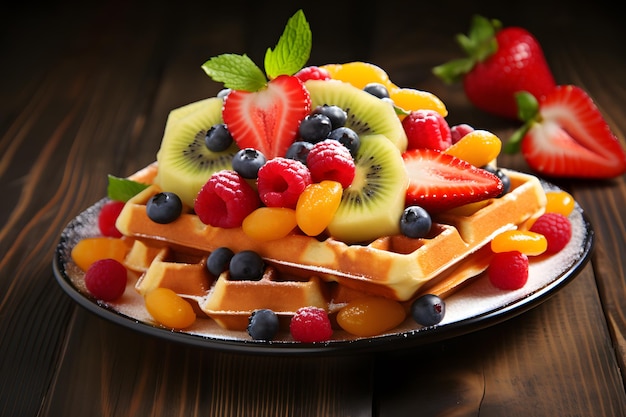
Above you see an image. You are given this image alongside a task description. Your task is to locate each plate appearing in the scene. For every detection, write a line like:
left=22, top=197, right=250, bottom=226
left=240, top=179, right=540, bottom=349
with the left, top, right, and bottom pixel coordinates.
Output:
left=53, top=179, right=594, bottom=355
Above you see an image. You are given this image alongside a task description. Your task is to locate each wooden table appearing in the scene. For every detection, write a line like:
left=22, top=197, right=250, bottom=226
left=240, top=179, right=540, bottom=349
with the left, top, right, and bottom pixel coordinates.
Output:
left=2, top=1, right=625, bottom=415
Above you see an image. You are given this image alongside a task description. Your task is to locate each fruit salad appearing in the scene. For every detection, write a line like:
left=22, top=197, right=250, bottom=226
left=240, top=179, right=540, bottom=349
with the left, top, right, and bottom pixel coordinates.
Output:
left=68, top=10, right=579, bottom=343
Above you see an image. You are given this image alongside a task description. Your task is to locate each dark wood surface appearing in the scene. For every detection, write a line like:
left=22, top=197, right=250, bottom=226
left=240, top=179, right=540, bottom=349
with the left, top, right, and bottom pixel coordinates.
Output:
left=2, top=1, right=625, bottom=416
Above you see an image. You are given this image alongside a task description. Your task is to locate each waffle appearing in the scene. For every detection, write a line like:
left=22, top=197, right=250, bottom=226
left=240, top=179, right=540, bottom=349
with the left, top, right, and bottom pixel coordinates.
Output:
left=118, top=163, right=547, bottom=301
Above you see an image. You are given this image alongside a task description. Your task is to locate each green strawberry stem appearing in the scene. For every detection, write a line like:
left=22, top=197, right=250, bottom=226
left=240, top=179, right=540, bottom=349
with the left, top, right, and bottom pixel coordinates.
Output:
left=503, top=91, right=540, bottom=154
left=432, top=15, right=502, bottom=84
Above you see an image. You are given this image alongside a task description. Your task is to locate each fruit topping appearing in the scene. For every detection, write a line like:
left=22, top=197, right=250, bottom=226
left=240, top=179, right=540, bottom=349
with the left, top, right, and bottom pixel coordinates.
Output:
left=294, top=65, right=331, bottom=83
left=363, top=82, right=390, bottom=99
left=295, top=180, right=343, bottom=236
left=326, top=134, right=408, bottom=243
left=228, top=250, right=265, bottom=281
left=326, top=127, right=360, bottom=157
left=247, top=309, right=280, bottom=341
left=320, top=61, right=395, bottom=91
left=285, top=141, right=314, bottom=164
left=144, top=287, right=196, bottom=330
left=529, top=213, right=572, bottom=254
left=400, top=206, right=432, bottom=238
left=256, top=157, right=312, bottom=208
left=194, top=170, right=261, bottom=228
left=298, top=113, right=333, bottom=142
left=206, top=247, right=235, bottom=277
left=491, top=230, right=547, bottom=256
left=336, top=296, right=406, bottom=337
left=444, top=129, right=501, bottom=167
left=289, top=306, right=333, bottom=343
left=146, top=192, right=183, bottom=224
left=545, top=190, right=575, bottom=216
left=311, top=104, right=348, bottom=130
left=231, top=148, right=267, bottom=179
left=506, top=86, right=626, bottom=179
left=402, top=109, right=452, bottom=151
left=306, top=139, right=355, bottom=188
left=98, top=200, right=125, bottom=238
left=84, top=258, right=128, bottom=301
left=410, top=294, right=445, bottom=326
left=242, top=207, right=297, bottom=241
left=433, top=15, right=556, bottom=119
left=482, top=165, right=511, bottom=197
left=488, top=251, right=529, bottom=290
left=205, top=123, right=234, bottom=152
left=450, top=123, right=474, bottom=144
left=403, top=148, right=503, bottom=213
left=71, top=237, right=129, bottom=272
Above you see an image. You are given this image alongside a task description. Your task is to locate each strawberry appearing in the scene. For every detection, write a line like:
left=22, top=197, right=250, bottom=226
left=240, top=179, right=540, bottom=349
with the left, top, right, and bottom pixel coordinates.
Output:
left=223, top=75, right=311, bottom=159
left=505, top=86, right=626, bottom=178
left=433, top=16, right=555, bottom=119
left=403, top=148, right=503, bottom=213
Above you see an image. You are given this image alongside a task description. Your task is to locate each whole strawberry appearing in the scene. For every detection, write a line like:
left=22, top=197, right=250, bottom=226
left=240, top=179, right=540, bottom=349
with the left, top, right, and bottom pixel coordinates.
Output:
left=433, top=16, right=556, bottom=119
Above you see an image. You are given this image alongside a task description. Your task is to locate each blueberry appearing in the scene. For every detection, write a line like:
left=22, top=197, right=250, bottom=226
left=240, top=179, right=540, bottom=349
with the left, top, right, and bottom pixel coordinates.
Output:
left=312, top=105, right=347, bottom=130
left=205, top=123, right=233, bottom=152
left=285, top=141, right=314, bottom=164
left=363, top=82, right=390, bottom=99
left=247, top=309, right=280, bottom=341
left=400, top=206, right=432, bottom=238
left=327, top=127, right=360, bottom=157
left=298, top=113, right=332, bottom=142
left=146, top=192, right=183, bottom=224
left=411, top=294, right=445, bottom=326
left=206, top=247, right=235, bottom=277
left=232, top=148, right=267, bottom=179
left=483, top=165, right=511, bottom=197
left=229, top=250, right=265, bottom=281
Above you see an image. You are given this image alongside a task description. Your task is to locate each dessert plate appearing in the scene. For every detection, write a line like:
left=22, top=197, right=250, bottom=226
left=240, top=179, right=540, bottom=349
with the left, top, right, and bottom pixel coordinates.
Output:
left=53, top=178, right=593, bottom=355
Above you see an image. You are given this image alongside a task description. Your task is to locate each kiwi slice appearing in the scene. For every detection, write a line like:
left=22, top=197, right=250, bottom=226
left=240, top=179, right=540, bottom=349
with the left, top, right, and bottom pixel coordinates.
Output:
left=155, top=97, right=237, bottom=207
left=305, top=79, right=408, bottom=151
left=327, top=134, right=408, bottom=244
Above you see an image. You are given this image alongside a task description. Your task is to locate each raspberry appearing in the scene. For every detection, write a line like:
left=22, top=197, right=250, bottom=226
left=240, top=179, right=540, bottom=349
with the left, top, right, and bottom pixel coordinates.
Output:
left=84, top=258, right=128, bottom=301
left=289, top=306, right=333, bottom=343
left=450, top=123, right=475, bottom=144
left=257, top=158, right=312, bottom=209
left=294, top=66, right=331, bottom=83
left=529, top=213, right=572, bottom=254
left=98, top=200, right=125, bottom=238
left=194, top=170, right=261, bottom=228
left=488, top=251, right=529, bottom=290
left=402, top=109, right=452, bottom=151
left=306, top=139, right=355, bottom=188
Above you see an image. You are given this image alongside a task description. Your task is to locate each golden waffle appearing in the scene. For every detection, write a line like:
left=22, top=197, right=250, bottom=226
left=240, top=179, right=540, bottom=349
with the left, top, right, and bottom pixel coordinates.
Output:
left=118, top=164, right=546, bottom=301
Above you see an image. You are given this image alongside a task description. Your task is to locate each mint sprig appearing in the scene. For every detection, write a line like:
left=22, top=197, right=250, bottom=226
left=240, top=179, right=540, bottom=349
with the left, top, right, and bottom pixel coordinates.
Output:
left=201, top=9, right=312, bottom=92
left=107, top=175, right=149, bottom=202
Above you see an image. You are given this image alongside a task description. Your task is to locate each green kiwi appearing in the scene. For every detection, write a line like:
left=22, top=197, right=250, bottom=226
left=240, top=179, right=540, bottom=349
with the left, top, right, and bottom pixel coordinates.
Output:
left=305, top=80, right=408, bottom=151
left=155, top=97, right=236, bottom=207
left=326, top=134, right=408, bottom=244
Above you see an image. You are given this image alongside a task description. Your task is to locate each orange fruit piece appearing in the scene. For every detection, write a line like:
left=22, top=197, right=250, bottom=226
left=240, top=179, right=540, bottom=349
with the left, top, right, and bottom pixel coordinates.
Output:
left=296, top=180, right=343, bottom=236
left=320, top=62, right=397, bottom=91
left=545, top=190, right=575, bottom=216
left=444, top=129, right=502, bottom=167
left=491, top=230, right=548, bottom=256
left=242, top=207, right=297, bottom=241
left=390, top=88, right=448, bottom=118
left=337, top=296, right=406, bottom=337
left=144, top=288, right=196, bottom=330
left=71, top=237, right=130, bottom=271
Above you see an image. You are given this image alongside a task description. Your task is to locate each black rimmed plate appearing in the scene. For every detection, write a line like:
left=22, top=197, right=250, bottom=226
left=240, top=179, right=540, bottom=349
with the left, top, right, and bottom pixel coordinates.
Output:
left=53, top=179, right=594, bottom=355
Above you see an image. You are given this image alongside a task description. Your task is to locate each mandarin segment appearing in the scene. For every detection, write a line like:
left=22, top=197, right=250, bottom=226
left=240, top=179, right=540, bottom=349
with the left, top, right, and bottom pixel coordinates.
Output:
left=70, top=237, right=130, bottom=272
left=545, top=190, right=575, bottom=216
left=296, top=180, right=343, bottom=236
left=320, top=61, right=397, bottom=91
left=491, top=230, right=547, bottom=256
left=337, top=296, right=406, bottom=337
left=444, top=129, right=502, bottom=167
left=390, top=87, right=448, bottom=118
left=145, top=287, right=196, bottom=329
left=242, top=207, right=298, bottom=241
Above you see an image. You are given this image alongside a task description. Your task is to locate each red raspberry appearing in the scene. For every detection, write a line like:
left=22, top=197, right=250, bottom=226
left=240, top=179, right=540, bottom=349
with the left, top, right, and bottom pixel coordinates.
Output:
left=98, top=200, right=125, bottom=238
left=257, top=157, right=312, bottom=209
left=294, top=66, right=331, bottom=83
left=488, top=251, right=529, bottom=290
left=402, top=109, right=452, bottom=151
left=84, top=258, right=128, bottom=301
left=289, top=306, right=333, bottom=343
left=450, top=123, right=475, bottom=144
left=194, top=170, right=261, bottom=228
left=306, top=139, right=355, bottom=188
left=529, top=213, right=572, bottom=254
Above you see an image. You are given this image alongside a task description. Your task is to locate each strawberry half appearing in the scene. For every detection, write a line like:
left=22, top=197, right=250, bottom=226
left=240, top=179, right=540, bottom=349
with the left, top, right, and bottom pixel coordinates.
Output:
left=223, top=75, right=311, bottom=159
left=403, top=148, right=503, bottom=213
left=506, top=85, right=626, bottom=178
left=433, top=16, right=555, bottom=119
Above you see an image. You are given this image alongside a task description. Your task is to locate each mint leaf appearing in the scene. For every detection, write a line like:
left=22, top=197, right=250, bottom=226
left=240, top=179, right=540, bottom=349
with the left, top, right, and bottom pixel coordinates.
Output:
left=202, top=53, right=267, bottom=91
left=107, top=175, right=149, bottom=202
left=264, top=9, right=311, bottom=79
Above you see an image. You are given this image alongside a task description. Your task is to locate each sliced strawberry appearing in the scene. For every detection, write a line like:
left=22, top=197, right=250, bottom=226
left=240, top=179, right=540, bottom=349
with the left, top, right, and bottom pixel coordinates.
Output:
left=403, top=148, right=503, bottom=213
left=517, top=85, right=626, bottom=178
left=223, top=75, right=311, bottom=159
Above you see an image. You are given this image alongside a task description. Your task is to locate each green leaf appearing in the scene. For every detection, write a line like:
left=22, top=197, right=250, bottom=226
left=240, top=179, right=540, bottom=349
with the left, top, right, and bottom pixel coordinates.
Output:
left=107, top=175, right=149, bottom=202
left=264, top=9, right=312, bottom=78
left=432, top=58, right=475, bottom=84
left=201, top=54, right=267, bottom=92
left=515, top=91, right=539, bottom=121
